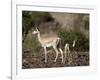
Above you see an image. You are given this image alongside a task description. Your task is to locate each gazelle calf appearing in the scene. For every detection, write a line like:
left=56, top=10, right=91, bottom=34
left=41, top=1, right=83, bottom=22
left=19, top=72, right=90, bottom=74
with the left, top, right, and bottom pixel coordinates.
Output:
left=64, top=40, right=76, bottom=64
left=64, top=40, right=76, bottom=57
left=32, top=28, right=64, bottom=63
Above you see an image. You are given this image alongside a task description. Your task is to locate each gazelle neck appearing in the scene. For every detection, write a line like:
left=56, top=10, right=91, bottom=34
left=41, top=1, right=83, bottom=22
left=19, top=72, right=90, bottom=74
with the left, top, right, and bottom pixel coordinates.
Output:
left=37, top=31, right=42, bottom=44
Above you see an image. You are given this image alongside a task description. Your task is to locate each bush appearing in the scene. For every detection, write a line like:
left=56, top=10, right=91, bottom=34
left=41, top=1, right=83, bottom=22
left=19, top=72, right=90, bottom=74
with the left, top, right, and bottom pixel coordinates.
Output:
left=59, top=30, right=89, bottom=51
left=23, top=32, right=42, bottom=53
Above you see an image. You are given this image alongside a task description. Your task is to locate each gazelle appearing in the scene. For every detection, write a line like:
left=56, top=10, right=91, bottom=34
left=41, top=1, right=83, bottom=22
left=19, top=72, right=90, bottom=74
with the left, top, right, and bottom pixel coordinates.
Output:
left=64, top=40, right=76, bottom=57
left=32, top=28, right=64, bottom=63
left=64, top=40, right=76, bottom=64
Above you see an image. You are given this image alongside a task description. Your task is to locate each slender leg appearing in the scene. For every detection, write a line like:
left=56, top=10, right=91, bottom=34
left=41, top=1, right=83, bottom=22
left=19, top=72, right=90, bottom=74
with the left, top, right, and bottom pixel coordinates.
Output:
left=53, top=46, right=59, bottom=62
left=64, top=46, right=67, bottom=58
left=44, top=47, right=47, bottom=63
left=67, top=47, right=70, bottom=57
left=64, top=44, right=69, bottom=58
left=59, top=48, right=64, bottom=63
left=67, top=47, right=72, bottom=65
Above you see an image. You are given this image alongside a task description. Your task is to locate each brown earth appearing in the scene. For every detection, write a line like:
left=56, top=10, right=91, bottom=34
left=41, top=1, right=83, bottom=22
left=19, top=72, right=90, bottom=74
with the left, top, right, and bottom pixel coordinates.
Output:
left=22, top=50, right=89, bottom=69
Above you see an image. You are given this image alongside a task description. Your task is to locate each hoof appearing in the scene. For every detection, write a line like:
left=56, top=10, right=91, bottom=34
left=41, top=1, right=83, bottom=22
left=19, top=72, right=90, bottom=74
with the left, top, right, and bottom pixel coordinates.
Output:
left=45, top=61, right=47, bottom=63
left=54, top=60, right=56, bottom=62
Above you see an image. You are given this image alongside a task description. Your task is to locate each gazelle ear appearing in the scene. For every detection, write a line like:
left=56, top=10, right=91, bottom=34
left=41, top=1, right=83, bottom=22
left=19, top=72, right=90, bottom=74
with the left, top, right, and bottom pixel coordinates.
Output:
left=36, top=27, right=39, bottom=31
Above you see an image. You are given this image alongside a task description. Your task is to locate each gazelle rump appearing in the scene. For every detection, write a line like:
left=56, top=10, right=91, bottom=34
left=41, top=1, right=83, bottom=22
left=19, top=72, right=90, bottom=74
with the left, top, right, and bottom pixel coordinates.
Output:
left=32, top=28, right=64, bottom=63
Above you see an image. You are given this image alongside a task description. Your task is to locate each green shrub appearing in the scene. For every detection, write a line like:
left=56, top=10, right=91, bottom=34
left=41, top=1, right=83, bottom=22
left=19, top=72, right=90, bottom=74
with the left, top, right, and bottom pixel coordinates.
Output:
left=59, top=30, right=89, bottom=51
left=23, top=32, right=42, bottom=53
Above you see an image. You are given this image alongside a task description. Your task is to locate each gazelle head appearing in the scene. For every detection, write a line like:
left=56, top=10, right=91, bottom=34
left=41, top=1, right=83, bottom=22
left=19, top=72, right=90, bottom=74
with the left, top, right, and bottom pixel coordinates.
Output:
left=32, top=27, right=39, bottom=35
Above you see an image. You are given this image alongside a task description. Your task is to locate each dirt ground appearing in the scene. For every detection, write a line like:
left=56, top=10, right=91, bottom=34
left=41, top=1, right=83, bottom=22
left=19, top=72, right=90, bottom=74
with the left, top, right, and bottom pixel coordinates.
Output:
left=22, top=49, right=89, bottom=69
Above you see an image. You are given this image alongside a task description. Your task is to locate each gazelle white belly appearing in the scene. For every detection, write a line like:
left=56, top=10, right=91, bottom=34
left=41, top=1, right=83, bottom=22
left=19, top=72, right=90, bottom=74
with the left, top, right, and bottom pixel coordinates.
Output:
left=46, top=43, right=52, bottom=47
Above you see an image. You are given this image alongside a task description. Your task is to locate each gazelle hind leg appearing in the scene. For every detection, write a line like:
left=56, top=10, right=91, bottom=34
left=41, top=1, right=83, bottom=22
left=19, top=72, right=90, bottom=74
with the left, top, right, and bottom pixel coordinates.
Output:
left=64, top=43, right=69, bottom=58
left=59, top=48, right=64, bottom=63
left=53, top=46, right=59, bottom=62
left=67, top=46, right=70, bottom=57
left=64, top=47, right=67, bottom=58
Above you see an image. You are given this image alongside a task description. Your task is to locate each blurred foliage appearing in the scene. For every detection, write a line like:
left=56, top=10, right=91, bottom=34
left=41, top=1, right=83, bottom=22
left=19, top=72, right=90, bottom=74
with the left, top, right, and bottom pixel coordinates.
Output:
left=74, top=14, right=89, bottom=31
left=23, top=32, right=42, bottom=53
left=22, top=11, right=54, bottom=42
left=59, top=30, right=89, bottom=51
left=22, top=11, right=89, bottom=52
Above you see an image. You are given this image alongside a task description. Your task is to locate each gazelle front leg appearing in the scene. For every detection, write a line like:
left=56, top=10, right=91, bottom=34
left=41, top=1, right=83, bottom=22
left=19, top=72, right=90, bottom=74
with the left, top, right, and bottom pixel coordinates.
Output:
left=44, top=47, right=47, bottom=63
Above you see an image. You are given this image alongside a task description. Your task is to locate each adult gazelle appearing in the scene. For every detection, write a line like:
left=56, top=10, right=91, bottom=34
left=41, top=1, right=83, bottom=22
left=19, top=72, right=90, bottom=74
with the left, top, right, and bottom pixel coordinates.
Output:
left=32, top=28, right=63, bottom=63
